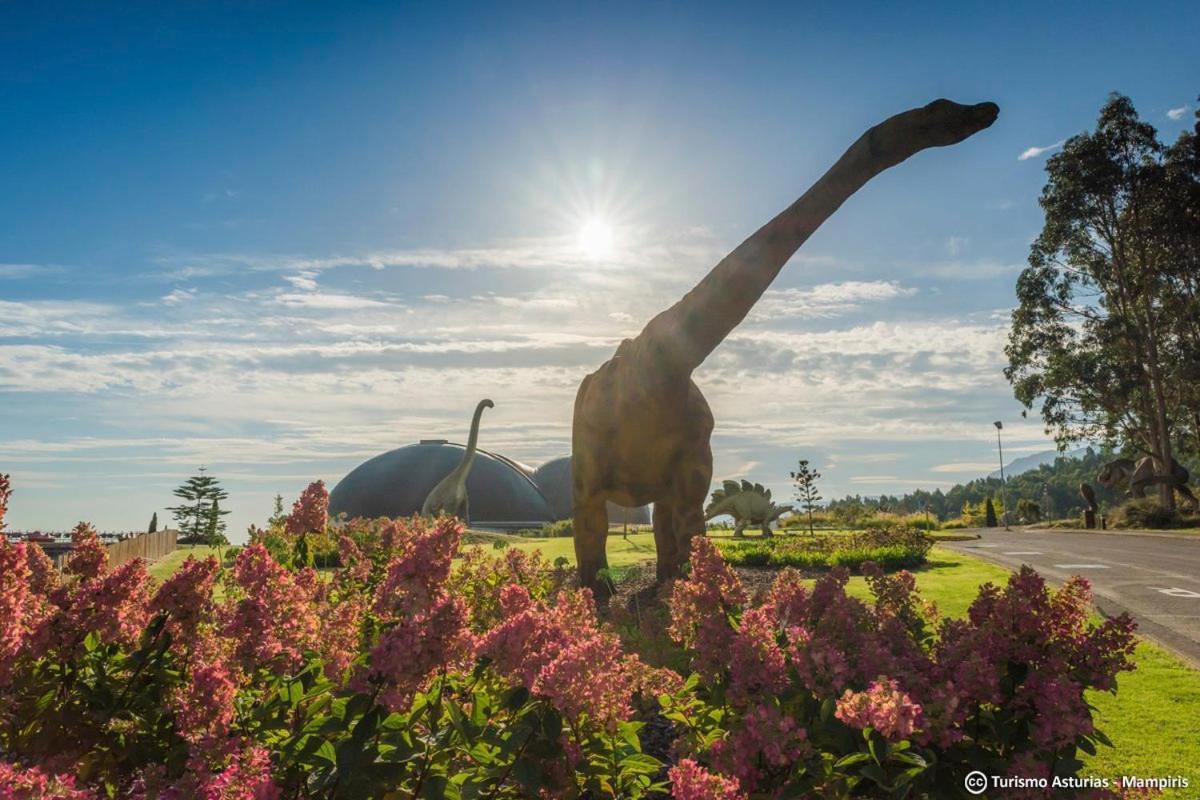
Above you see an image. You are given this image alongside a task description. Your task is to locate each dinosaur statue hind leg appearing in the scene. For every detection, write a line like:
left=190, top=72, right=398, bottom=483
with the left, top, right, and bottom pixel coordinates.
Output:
left=659, top=437, right=712, bottom=580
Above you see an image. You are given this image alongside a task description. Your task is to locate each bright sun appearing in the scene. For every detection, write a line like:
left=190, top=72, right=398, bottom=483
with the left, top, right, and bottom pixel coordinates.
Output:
left=577, top=218, right=615, bottom=260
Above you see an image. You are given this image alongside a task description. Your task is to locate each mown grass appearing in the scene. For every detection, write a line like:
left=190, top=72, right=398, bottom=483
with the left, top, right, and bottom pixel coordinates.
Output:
left=147, top=544, right=225, bottom=582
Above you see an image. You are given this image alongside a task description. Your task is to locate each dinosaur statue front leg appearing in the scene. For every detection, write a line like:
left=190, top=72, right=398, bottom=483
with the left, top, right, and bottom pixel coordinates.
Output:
left=574, top=493, right=611, bottom=594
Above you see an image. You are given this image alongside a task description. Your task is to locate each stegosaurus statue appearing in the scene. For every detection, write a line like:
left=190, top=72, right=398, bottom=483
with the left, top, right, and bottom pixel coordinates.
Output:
left=705, top=479, right=793, bottom=538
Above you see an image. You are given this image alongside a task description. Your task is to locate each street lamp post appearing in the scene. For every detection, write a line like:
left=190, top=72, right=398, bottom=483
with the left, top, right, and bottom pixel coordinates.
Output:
left=993, top=420, right=1010, bottom=530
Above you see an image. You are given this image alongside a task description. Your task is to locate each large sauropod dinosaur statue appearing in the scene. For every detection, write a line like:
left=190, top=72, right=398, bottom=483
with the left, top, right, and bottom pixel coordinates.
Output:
left=421, top=399, right=494, bottom=523
left=571, top=99, right=999, bottom=590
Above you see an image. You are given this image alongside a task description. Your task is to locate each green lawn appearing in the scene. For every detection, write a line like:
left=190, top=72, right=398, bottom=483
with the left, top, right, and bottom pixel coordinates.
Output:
left=147, top=544, right=225, bottom=582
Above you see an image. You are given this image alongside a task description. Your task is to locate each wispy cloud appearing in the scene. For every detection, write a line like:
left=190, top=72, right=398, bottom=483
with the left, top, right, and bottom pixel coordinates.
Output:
left=1018, top=139, right=1066, bottom=161
left=0, top=263, right=59, bottom=279
left=1167, top=105, right=1189, bottom=121
left=751, top=281, right=916, bottom=321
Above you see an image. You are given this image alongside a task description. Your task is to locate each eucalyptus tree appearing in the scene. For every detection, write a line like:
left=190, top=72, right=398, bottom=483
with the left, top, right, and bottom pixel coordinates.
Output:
left=1006, top=93, right=1199, bottom=508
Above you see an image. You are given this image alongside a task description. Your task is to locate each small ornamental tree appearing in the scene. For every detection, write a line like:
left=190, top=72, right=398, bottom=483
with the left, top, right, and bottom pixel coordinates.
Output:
left=269, top=494, right=286, bottom=527
left=790, top=459, right=822, bottom=534
left=168, top=468, right=230, bottom=545
left=985, top=496, right=999, bottom=527
left=0, top=472, right=10, bottom=531
left=147, top=512, right=158, bottom=534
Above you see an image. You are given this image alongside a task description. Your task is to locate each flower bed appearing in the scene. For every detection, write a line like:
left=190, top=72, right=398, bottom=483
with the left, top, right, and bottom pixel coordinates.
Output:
left=0, top=476, right=1142, bottom=798
left=713, top=528, right=933, bottom=572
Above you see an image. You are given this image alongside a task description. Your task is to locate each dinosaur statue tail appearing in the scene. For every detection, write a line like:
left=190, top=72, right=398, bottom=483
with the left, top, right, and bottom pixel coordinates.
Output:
left=457, top=398, right=494, bottom=475
left=636, top=99, right=998, bottom=373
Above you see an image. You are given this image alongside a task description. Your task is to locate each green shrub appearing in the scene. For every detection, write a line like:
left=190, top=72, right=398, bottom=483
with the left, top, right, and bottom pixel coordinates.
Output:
left=712, top=529, right=932, bottom=572
left=1110, top=497, right=1183, bottom=529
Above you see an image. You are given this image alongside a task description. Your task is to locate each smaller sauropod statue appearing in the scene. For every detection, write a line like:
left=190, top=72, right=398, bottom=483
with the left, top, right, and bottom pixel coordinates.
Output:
left=421, top=399, right=494, bottom=523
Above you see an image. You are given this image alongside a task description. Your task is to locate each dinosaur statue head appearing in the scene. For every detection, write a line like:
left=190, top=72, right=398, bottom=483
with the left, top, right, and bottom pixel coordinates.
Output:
left=868, top=99, right=1000, bottom=168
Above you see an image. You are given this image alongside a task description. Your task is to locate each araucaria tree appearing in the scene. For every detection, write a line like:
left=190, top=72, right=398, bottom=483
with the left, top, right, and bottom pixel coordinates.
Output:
left=790, top=459, right=822, bottom=534
left=1006, top=92, right=1200, bottom=510
left=168, top=468, right=230, bottom=545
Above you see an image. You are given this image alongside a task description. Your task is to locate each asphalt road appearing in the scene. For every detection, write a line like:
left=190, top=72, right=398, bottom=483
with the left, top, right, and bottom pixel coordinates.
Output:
left=941, top=528, right=1200, bottom=666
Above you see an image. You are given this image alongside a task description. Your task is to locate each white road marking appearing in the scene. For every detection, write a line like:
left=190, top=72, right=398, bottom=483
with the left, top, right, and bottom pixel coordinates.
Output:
left=1004, top=551, right=1043, bottom=555
left=1149, top=587, right=1200, bottom=599
left=1054, top=563, right=1109, bottom=569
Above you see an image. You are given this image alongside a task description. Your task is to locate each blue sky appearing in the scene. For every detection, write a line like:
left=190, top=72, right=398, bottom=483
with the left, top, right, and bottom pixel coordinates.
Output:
left=2, top=1, right=1197, bottom=536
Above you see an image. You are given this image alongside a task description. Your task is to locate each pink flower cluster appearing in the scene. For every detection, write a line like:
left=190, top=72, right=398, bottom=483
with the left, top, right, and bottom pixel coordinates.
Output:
left=284, top=480, right=328, bottom=537
left=0, top=759, right=98, bottom=800
left=479, top=584, right=672, bottom=730
left=668, top=537, right=1139, bottom=794
left=150, top=555, right=219, bottom=650
left=668, top=758, right=747, bottom=800
left=835, top=678, right=924, bottom=741
left=222, top=544, right=321, bottom=675
left=359, top=517, right=471, bottom=709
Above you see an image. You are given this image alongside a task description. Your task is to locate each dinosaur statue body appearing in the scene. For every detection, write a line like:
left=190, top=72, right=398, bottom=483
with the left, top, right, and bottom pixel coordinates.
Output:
left=1097, top=456, right=1197, bottom=507
left=705, top=479, right=792, bottom=538
left=421, top=399, right=494, bottom=523
left=571, top=99, right=998, bottom=589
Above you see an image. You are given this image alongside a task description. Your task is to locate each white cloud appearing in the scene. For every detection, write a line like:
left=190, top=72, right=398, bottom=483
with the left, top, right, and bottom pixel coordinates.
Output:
left=750, top=281, right=916, bottom=321
left=162, top=288, right=196, bottom=306
left=284, top=271, right=319, bottom=290
left=918, top=260, right=1021, bottom=281
left=1018, top=140, right=1066, bottom=161
left=1167, top=105, right=1189, bottom=121
left=945, top=236, right=968, bottom=256
left=930, top=461, right=1001, bottom=473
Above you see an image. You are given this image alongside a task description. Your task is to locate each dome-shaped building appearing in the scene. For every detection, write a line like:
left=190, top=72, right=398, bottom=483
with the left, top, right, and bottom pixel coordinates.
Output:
left=329, top=445, right=651, bottom=530
left=329, top=440, right=554, bottom=529
left=531, top=456, right=651, bottom=526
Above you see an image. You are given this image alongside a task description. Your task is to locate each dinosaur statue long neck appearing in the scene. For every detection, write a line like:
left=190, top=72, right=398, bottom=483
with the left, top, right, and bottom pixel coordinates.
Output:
left=449, top=399, right=493, bottom=485
left=637, top=99, right=998, bottom=373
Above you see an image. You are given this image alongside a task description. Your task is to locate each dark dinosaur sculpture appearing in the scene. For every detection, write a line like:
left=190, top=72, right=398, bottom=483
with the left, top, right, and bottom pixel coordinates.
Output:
left=1097, top=456, right=1198, bottom=508
left=570, top=99, right=999, bottom=590
left=421, top=399, right=493, bottom=523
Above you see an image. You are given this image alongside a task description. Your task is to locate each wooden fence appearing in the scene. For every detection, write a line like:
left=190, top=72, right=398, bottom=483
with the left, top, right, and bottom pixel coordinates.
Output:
left=47, top=529, right=178, bottom=570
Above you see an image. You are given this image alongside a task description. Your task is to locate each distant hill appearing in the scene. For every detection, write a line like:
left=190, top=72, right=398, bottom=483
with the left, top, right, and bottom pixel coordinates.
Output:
left=989, top=447, right=1089, bottom=480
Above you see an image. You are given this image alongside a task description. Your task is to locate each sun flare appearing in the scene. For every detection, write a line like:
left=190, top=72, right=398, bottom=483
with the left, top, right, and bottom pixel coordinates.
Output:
left=577, top=217, right=615, bottom=260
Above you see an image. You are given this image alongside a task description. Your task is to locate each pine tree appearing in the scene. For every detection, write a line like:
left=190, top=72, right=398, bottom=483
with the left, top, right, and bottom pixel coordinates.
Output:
left=148, top=512, right=158, bottom=533
left=790, top=459, right=823, bottom=535
left=168, top=468, right=230, bottom=545
left=985, top=497, right=998, bottom=528
left=269, top=494, right=286, bottom=527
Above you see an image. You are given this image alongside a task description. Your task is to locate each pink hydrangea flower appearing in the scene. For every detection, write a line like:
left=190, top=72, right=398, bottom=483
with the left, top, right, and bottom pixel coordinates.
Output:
left=669, top=537, right=747, bottom=681
left=285, top=481, right=328, bottom=537
left=0, top=759, right=98, bottom=799
left=835, top=678, right=923, bottom=741
left=222, top=544, right=320, bottom=674
left=373, top=516, right=462, bottom=618
left=0, top=542, right=32, bottom=685
left=478, top=585, right=666, bottom=731
left=668, top=759, right=747, bottom=800
left=151, top=555, right=219, bottom=649
left=364, top=594, right=470, bottom=711
left=67, top=523, right=107, bottom=580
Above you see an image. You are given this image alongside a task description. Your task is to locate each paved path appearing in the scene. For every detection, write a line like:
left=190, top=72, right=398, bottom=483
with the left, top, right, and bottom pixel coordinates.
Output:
left=941, top=528, right=1200, bottom=667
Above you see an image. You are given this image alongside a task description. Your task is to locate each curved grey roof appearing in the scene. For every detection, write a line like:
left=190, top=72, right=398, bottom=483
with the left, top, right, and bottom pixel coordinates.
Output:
left=532, top=456, right=651, bottom=526
left=329, top=441, right=554, bottom=528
